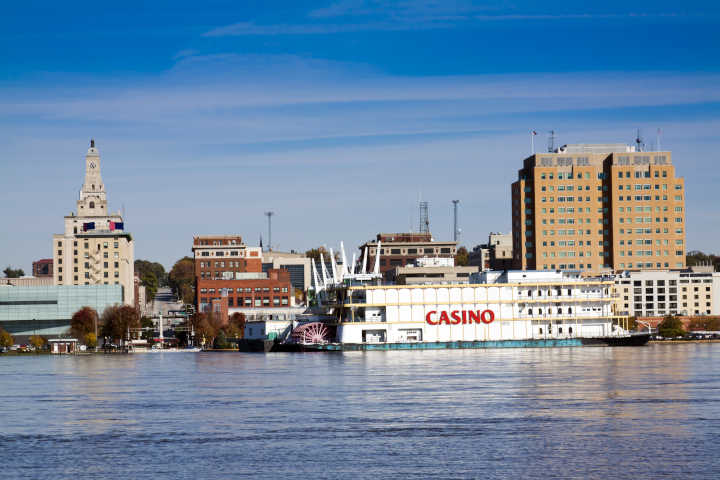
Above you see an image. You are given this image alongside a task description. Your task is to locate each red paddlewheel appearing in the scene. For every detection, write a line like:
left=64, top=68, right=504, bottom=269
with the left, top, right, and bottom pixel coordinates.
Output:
left=291, top=322, right=330, bottom=344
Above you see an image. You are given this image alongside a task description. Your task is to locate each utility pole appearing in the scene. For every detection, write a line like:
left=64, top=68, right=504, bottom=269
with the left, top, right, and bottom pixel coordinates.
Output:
left=452, top=200, right=460, bottom=242
left=264, top=211, right=274, bottom=252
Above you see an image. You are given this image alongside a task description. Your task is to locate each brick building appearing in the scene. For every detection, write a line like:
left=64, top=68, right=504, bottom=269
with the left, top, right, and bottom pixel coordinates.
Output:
left=192, top=235, right=294, bottom=316
left=359, top=233, right=457, bottom=278
left=32, top=259, right=53, bottom=277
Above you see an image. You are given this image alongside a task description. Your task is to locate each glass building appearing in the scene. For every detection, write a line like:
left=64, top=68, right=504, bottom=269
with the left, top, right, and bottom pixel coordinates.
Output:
left=0, top=284, right=123, bottom=336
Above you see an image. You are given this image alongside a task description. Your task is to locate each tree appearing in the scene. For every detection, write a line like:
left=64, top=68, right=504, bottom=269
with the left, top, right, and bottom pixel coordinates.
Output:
left=305, top=247, right=338, bottom=263
left=140, top=316, right=154, bottom=341
left=100, top=305, right=140, bottom=343
left=0, top=327, right=13, bottom=348
left=658, top=315, right=686, bottom=338
left=134, top=259, right=168, bottom=287
left=455, top=246, right=469, bottom=266
left=686, top=251, right=720, bottom=272
left=29, top=335, right=46, bottom=351
left=3, top=266, right=25, bottom=278
left=226, top=312, right=246, bottom=339
left=169, top=256, right=195, bottom=304
left=84, top=332, right=97, bottom=349
left=141, top=271, right=159, bottom=303
left=70, top=307, right=99, bottom=340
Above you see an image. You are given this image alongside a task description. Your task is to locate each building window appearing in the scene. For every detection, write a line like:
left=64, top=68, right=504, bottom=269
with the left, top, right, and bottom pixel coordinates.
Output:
left=114, top=272, right=119, bottom=278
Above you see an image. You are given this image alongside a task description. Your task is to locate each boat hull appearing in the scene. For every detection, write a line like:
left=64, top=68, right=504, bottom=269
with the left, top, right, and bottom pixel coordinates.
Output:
left=292, top=334, right=650, bottom=351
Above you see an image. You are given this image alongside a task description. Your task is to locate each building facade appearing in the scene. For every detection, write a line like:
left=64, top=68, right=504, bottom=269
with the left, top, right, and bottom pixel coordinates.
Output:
left=512, top=144, right=686, bottom=273
left=390, top=257, right=479, bottom=285
left=192, top=235, right=295, bottom=315
left=469, top=232, right=513, bottom=271
left=611, top=267, right=720, bottom=318
left=0, top=284, right=122, bottom=337
left=360, top=233, right=457, bottom=277
left=52, top=141, right=134, bottom=305
left=32, top=259, right=53, bottom=277
left=261, top=251, right=311, bottom=293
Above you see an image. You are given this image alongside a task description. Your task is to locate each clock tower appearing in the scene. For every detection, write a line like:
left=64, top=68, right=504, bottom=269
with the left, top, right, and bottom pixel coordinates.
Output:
left=78, top=139, right=107, bottom=216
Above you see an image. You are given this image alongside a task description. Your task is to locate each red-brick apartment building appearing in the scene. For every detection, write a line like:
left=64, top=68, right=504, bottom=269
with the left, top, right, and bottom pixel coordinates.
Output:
left=192, top=236, right=294, bottom=319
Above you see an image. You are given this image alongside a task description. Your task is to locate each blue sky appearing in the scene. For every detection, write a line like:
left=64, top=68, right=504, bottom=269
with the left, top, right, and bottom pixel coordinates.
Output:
left=2, top=0, right=720, bottom=271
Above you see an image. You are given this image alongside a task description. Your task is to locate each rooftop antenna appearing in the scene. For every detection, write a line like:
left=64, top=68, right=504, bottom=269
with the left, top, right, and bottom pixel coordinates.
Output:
left=635, top=129, right=643, bottom=152
left=548, top=130, right=556, bottom=153
left=419, top=201, right=430, bottom=234
left=264, top=211, right=274, bottom=251
left=452, top=200, right=460, bottom=242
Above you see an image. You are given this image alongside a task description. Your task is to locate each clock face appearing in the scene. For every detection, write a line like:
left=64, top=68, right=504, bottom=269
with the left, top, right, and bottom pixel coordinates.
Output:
left=89, top=161, right=96, bottom=169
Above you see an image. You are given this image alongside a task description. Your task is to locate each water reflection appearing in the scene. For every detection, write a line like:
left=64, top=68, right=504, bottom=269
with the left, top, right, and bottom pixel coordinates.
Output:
left=0, top=344, right=718, bottom=479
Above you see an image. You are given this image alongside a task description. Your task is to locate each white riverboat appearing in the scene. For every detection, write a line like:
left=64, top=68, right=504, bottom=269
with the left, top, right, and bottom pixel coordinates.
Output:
left=283, top=243, right=648, bottom=351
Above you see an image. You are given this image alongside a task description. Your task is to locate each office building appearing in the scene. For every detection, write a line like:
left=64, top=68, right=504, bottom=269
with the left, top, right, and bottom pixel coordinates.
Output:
left=52, top=141, right=135, bottom=305
left=359, top=233, right=457, bottom=278
left=512, top=143, right=685, bottom=273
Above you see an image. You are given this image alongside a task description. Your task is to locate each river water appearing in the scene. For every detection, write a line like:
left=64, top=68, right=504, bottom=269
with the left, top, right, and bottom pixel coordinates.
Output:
left=1, top=344, right=719, bottom=479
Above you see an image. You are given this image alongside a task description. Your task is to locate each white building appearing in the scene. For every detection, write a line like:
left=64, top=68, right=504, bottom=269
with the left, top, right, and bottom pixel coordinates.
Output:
left=611, top=266, right=720, bottom=317
left=52, top=141, right=134, bottom=305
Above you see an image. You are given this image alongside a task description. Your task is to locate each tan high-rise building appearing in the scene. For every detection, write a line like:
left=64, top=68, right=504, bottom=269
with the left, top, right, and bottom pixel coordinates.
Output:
left=53, top=141, right=135, bottom=305
left=511, top=144, right=686, bottom=273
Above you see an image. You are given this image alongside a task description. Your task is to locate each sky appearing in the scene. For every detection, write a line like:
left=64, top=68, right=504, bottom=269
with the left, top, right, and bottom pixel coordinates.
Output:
left=1, top=0, right=720, bottom=272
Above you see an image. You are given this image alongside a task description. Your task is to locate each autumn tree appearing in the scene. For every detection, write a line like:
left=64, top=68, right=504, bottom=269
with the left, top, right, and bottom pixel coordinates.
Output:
left=84, top=333, right=97, bottom=349
left=100, top=305, right=140, bottom=343
left=169, top=256, right=195, bottom=304
left=3, top=266, right=24, bottom=278
left=70, top=307, right=99, bottom=340
left=29, top=335, right=46, bottom=351
left=455, top=246, right=469, bottom=266
left=0, top=327, right=13, bottom=348
left=226, top=312, right=246, bottom=339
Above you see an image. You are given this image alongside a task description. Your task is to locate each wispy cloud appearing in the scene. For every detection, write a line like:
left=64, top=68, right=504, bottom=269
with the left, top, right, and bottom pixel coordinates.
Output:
left=204, top=11, right=691, bottom=36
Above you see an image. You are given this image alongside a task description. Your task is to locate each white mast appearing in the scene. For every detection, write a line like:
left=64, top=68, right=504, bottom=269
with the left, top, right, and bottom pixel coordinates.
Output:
left=340, top=241, right=349, bottom=276
left=362, top=246, right=368, bottom=274
left=373, top=241, right=382, bottom=275
left=350, top=253, right=356, bottom=275
left=330, top=248, right=339, bottom=283
left=320, top=252, right=329, bottom=288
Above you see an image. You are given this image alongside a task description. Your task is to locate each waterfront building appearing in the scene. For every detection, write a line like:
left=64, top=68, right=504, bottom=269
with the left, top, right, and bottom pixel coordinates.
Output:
left=192, top=235, right=295, bottom=317
left=261, top=251, right=311, bottom=293
left=32, top=259, right=53, bottom=277
left=52, top=141, right=135, bottom=305
left=359, top=233, right=457, bottom=278
left=0, top=284, right=122, bottom=338
left=611, top=266, right=720, bottom=317
left=511, top=143, right=686, bottom=273
left=468, top=232, right=513, bottom=271
left=390, top=257, right=479, bottom=285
